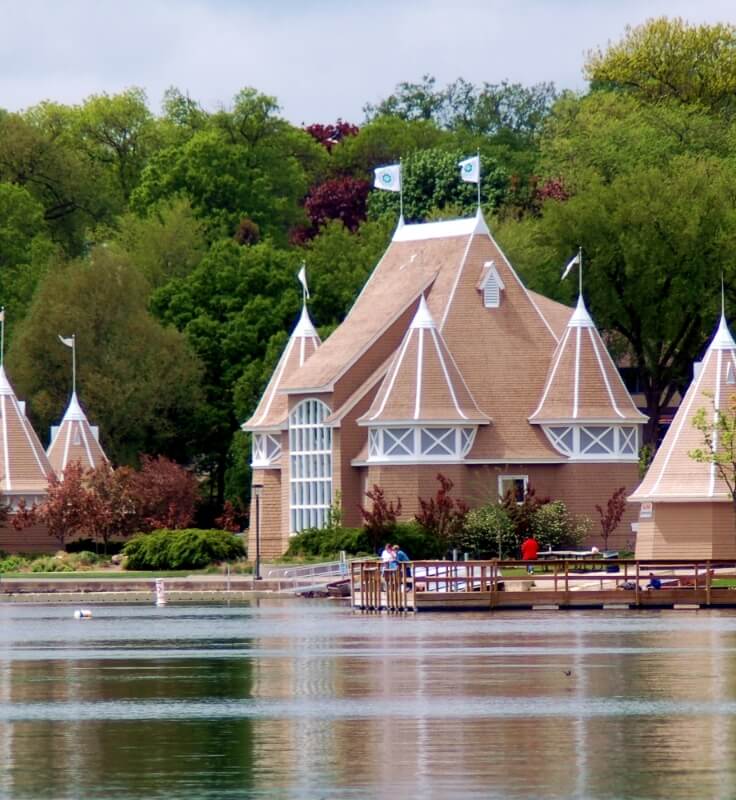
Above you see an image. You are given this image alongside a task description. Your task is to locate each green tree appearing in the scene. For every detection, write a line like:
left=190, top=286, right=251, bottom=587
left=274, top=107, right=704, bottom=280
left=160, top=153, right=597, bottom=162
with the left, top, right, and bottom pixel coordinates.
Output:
left=586, top=17, right=736, bottom=115
left=691, top=393, right=736, bottom=521
left=7, top=246, right=204, bottom=465
left=152, top=239, right=302, bottom=503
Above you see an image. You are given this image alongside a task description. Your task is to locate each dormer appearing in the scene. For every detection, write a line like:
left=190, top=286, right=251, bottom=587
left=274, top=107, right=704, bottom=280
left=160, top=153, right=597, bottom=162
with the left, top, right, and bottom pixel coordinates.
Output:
left=477, top=260, right=505, bottom=309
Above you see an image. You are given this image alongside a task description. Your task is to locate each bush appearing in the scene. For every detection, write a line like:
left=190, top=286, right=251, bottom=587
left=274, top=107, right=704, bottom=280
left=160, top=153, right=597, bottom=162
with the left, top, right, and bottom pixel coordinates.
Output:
left=123, top=529, right=245, bottom=570
left=0, top=554, right=30, bottom=573
left=460, top=505, right=517, bottom=558
left=285, top=526, right=372, bottom=558
left=389, top=521, right=446, bottom=559
left=530, top=501, right=590, bottom=551
left=30, top=556, right=73, bottom=573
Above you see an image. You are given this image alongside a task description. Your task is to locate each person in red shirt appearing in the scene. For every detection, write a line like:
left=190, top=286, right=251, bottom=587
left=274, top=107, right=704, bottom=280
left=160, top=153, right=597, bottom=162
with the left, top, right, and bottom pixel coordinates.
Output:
left=521, top=535, right=539, bottom=573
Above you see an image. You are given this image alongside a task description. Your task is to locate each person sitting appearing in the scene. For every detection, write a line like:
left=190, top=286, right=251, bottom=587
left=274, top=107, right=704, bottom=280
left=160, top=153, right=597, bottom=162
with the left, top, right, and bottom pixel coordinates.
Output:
left=646, top=573, right=662, bottom=590
left=520, top=534, right=539, bottom=574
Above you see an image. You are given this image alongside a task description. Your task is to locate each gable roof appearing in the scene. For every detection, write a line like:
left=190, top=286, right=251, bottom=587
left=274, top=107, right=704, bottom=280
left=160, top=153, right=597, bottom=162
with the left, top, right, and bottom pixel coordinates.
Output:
left=0, top=366, right=54, bottom=494
left=243, top=304, right=321, bottom=431
left=529, top=295, right=647, bottom=424
left=47, top=391, right=108, bottom=473
left=358, top=296, right=489, bottom=426
left=631, top=314, right=736, bottom=502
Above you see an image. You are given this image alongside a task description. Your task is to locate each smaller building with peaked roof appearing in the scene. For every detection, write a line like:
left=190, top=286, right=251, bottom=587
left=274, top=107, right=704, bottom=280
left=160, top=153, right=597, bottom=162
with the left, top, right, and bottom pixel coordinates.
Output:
left=244, top=212, right=648, bottom=558
left=631, top=313, right=736, bottom=558
left=47, top=391, right=107, bottom=474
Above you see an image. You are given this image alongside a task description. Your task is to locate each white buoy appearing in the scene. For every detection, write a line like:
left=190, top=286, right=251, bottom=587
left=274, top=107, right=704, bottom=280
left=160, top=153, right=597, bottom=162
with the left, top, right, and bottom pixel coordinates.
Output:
left=73, top=609, right=93, bottom=619
left=155, top=578, right=167, bottom=607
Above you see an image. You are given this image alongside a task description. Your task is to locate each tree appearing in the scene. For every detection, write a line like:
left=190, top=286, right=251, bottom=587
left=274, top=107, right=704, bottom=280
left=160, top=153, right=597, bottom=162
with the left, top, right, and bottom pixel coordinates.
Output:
left=14, top=462, right=90, bottom=548
left=130, top=455, right=199, bottom=530
left=152, top=238, right=302, bottom=504
left=415, top=473, right=469, bottom=550
left=85, top=464, right=139, bottom=552
left=514, top=152, right=736, bottom=444
left=7, top=246, right=205, bottom=465
left=586, top=18, right=736, bottom=115
left=302, top=176, right=371, bottom=237
left=305, top=120, right=359, bottom=151
left=690, top=393, right=736, bottom=518
left=595, top=487, right=627, bottom=550
left=501, top=486, right=550, bottom=545
left=359, top=485, right=402, bottom=552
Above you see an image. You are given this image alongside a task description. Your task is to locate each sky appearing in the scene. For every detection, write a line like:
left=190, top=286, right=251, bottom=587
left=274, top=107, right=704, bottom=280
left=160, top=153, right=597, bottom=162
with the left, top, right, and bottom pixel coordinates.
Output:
left=1, top=0, right=735, bottom=124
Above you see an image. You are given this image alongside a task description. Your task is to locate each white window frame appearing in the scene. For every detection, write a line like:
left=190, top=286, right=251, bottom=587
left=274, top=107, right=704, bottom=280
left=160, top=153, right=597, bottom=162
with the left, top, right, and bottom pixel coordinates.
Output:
left=479, top=262, right=505, bottom=309
left=289, top=399, right=332, bottom=533
left=498, top=475, right=528, bottom=504
left=367, top=426, right=477, bottom=462
left=251, top=432, right=281, bottom=467
left=543, top=424, right=639, bottom=460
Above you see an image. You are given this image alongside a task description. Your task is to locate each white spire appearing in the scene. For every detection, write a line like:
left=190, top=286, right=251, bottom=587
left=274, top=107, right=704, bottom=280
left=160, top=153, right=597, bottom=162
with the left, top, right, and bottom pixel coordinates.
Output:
left=710, top=313, right=736, bottom=350
left=62, top=391, right=88, bottom=422
left=472, top=206, right=490, bottom=236
left=293, top=304, right=318, bottom=338
left=410, top=295, right=436, bottom=329
left=568, top=294, right=594, bottom=328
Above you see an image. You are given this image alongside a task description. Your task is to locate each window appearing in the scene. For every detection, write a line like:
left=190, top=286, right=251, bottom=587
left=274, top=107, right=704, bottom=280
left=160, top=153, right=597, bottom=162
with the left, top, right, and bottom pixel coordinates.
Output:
left=289, top=399, right=332, bottom=532
left=499, top=475, right=527, bottom=503
left=367, top=426, right=478, bottom=461
left=728, top=363, right=736, bottom=385
left=479, top=262, right=505, bottom=309
left=542, top=425, right=639, bottom=459
left=73, top=427, right=82, bottom=446
left=252, top=433, right=281, bottom=467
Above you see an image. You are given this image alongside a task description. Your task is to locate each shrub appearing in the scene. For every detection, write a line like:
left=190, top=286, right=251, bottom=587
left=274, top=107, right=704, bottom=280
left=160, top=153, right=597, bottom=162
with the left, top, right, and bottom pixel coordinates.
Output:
left=123, top=529, right=245, bottom=570
left=460, top=505, right=517, bottom=558
left=359, top=486, right=402, bottom=552
left=530, top=501, right=590, bottom=551
left=390, top=521, right=446, bottom=559
left=415, top=474, right=469, bottom=549
left=286, top=526, right=371, bottom=558
left=0, top=554, right=30, bottom=573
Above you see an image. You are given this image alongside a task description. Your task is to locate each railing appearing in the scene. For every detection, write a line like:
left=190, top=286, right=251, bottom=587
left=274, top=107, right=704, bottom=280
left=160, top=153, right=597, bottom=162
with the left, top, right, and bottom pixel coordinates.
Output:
left=350, top=558, right=736, bottom=611
left=266, top=554, right=354, bottom=581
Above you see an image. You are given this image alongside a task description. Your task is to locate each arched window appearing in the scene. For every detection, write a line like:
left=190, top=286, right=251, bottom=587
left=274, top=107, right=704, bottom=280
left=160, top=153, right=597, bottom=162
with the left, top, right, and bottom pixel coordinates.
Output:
left=289, top=399, right=332, bottom=532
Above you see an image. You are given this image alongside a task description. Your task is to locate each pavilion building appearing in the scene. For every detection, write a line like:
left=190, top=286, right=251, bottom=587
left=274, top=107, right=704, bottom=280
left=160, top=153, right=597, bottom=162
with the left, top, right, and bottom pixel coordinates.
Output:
left=47, top=391, right=107, bottom=473
left=630, top=313, right=736, bottom=558
left=244, top=211, right=647, bottom=558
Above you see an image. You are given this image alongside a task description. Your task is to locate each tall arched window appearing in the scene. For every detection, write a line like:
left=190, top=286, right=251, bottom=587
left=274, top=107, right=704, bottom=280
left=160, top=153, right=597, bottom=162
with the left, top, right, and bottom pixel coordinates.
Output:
left=289, top=399, right=332, bottom=532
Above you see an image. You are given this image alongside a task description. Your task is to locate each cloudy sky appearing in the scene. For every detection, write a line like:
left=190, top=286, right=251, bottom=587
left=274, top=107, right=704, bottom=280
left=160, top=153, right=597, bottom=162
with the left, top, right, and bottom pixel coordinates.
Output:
left=1, top=0, right=734, bottom=124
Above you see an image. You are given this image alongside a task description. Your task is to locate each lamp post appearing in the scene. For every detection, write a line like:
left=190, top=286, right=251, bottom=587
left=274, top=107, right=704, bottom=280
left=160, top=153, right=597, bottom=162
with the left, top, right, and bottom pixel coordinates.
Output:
left=253, top=483, right=263, bottom=580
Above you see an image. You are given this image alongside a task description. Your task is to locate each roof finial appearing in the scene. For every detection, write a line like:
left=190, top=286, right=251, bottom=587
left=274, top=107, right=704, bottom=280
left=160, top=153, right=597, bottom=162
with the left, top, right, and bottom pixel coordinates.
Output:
left=722, top=271, right=726, bottom=321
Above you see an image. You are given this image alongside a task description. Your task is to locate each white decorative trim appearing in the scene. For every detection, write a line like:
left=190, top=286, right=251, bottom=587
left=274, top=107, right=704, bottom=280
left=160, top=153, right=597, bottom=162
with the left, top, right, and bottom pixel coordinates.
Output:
left=710, top=348, right=723, bottom=496
left=529, top=328, right=571, bottom=420
left=392, top=214, right=488, bottom=242
left=2, top=396, right=10, bottom=491
left=415, top=327, right=423, bottom=419
left=251, top=432, right=282, bottom=467
left=573, top=327, right=581, bottom=418
left=367, top=425, right=478, bottom=462
left=368, top=326, right=414, bottom=421
left=430, top=328, right=468, bottom=420
left=543, top=424, right=639, bottom=461
left=587, top=328, right=624, bottom=419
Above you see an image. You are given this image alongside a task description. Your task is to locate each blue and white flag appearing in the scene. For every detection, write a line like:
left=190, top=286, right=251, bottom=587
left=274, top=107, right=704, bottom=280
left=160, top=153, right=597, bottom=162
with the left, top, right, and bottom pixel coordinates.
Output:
left=374, top=164, right=401, bottom=192
left=459, top=155, right=480, bottom=184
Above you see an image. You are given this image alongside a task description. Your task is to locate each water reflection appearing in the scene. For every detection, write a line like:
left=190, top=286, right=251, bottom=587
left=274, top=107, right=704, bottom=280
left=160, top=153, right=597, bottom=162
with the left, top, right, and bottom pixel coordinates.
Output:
left=1, top=602, right=736, bottom=798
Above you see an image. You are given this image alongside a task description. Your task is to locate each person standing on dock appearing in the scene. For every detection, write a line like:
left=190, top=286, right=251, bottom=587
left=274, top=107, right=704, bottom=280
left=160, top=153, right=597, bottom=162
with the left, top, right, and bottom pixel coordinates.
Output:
left=381, top=543, right=397, bottom=576
left=521, top=534, right=539, bottom=574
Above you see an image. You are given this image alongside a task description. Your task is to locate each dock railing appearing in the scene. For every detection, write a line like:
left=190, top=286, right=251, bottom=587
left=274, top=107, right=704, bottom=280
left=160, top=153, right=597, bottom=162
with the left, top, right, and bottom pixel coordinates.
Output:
left=350, top=558, right=736, bottom=611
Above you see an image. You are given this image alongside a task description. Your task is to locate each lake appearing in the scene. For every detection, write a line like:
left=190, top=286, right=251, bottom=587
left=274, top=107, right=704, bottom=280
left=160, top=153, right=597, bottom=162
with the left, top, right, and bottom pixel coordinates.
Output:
left=1, top=599, right=735, bottom=799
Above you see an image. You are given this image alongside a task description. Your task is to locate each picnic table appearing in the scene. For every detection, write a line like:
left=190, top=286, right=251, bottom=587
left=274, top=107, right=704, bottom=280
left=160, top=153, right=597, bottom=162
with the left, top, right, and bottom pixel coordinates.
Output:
left=536, top=549, right=619, bottom=561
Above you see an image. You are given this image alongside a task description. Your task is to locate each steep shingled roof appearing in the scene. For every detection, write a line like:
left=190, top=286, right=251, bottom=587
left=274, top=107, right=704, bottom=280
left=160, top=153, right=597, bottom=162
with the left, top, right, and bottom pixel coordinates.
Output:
left=631, top=314, right=736, bottom=502
left=0, top=366, right=54, bottom=493
left=47, top=391, right=107, bottom=473
left=358, top=296, right=489, bottom=425
left=530, top=295, right=647, bottom=424
left=242, top=304, right=321, bottom=431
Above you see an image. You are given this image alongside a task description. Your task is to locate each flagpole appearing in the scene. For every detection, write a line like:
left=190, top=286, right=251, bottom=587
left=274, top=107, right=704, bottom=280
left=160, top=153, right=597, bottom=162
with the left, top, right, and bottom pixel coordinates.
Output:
left=72, top=335, right=76, bottom=395
left=477, top=149, right=481, bottom=211
left=0, top=307, right=4, bottom=368
left=578, top=247, right=583, bottom=297
left=399, top=157, right=404, bottom=221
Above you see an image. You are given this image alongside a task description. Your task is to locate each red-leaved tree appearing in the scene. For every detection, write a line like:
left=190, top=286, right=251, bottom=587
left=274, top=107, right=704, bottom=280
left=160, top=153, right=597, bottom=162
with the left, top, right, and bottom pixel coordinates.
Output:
left=359, top=485, right=402, bottom=552
left=415, top=473, right=469, bottom=549
left=302, top=176, right=371, bottom=236
left=305, top=120, right=359, bottom=151
left=85, top=464, right=139, bottom=552
left=595, top=486, right=627, bottom=550
left=131, top=455, right=199, bottom=530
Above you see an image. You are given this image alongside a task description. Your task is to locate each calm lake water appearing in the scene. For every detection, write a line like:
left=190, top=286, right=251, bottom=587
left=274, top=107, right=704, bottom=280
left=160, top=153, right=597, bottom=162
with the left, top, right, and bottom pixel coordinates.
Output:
left=1, top=600, right=736, bottom=799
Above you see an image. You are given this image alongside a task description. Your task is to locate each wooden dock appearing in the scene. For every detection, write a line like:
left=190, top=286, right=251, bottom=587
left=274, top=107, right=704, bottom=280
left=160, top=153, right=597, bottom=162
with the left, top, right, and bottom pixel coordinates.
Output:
left=350, top=558, right=736, bottom=612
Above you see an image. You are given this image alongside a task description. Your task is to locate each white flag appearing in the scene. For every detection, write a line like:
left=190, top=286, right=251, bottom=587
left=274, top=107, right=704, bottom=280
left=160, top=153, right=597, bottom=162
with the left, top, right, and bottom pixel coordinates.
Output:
left=459, top=155, right=480, bottom=184
left=561, top=252, right=580, bottom=280
left=297, top=264, right=310, bottom=299
left=373, top=164, right=401, bottom=192
left=0, top=309, right=4, bottom=323
left=58, top=335, right=74, bottom=348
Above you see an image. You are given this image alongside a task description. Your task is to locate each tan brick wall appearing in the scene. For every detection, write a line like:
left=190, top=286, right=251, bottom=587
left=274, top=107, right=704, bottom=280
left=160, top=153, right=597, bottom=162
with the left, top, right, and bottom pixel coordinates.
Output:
left=635, top=502, right=736, bottom=559
left=0, top=522, right=56, bottom=554
left=247, top=468, right=283, bottom=561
